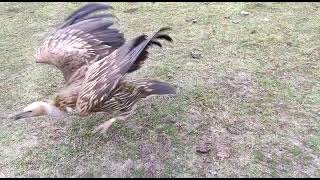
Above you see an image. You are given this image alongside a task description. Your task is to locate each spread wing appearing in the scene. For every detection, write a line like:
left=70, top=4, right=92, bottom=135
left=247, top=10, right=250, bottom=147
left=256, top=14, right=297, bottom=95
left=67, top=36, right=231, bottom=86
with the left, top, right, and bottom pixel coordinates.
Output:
left=76, top=27, right=172, bottom=116
left=34, top=3, right=125, bottom=82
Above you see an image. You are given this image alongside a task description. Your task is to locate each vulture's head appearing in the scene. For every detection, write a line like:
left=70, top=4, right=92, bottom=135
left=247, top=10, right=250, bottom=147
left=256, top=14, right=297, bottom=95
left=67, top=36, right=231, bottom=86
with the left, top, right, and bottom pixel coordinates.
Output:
left=13, top=101, right=64, bottom=120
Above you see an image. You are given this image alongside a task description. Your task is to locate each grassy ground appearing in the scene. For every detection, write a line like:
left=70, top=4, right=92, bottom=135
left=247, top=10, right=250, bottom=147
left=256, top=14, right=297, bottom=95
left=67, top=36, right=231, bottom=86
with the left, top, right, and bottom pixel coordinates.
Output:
left=0, top=2, right=320, bottom=178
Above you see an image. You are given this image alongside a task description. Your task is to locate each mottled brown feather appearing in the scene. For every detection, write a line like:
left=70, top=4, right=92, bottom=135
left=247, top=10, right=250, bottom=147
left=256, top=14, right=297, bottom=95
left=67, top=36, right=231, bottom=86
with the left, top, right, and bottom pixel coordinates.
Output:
left=35, top=3, right=125, bottom=82
left=76, top=28, right=173, bottom=116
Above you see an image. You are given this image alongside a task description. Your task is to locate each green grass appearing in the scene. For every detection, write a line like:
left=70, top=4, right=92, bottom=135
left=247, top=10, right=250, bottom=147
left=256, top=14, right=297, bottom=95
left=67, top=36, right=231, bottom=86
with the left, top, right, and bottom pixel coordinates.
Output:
left=1, top=2, right=320, bottom=178
left=310, top=137, right=320, bottom=152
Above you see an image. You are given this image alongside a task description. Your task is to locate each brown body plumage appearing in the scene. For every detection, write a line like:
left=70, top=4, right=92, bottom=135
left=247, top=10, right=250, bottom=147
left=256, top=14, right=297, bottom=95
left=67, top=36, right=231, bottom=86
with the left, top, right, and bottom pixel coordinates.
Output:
left=14, top=3, right=176, bottom=133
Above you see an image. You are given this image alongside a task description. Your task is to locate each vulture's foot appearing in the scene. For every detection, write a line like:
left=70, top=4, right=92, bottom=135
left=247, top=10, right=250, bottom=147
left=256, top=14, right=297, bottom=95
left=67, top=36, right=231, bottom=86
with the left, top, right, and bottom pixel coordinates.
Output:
left=93, top=118, right=116, bottom=134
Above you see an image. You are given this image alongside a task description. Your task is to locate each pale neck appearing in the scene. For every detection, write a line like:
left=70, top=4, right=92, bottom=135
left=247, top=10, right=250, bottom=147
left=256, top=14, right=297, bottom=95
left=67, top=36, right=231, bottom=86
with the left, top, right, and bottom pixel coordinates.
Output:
left=41, top=101, right=65, bottom=118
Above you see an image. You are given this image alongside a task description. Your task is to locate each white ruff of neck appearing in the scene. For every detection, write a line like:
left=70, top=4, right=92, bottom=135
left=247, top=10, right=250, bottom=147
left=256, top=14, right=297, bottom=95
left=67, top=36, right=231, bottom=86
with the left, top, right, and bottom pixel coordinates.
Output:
left=41, top=102, right=65, bottom=119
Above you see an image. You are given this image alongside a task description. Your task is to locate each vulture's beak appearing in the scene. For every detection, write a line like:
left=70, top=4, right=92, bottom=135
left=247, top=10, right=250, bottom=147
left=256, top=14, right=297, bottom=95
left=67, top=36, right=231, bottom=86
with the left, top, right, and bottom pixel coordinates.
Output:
left=13, top=111, right=33, bottom=120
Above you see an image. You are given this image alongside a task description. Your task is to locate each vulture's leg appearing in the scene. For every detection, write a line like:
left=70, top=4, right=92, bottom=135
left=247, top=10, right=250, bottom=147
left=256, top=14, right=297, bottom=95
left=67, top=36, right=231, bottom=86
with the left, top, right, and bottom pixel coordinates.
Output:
left=93, top=105, right=138, bottom=134
left=93, top=117, right=117, bottom=134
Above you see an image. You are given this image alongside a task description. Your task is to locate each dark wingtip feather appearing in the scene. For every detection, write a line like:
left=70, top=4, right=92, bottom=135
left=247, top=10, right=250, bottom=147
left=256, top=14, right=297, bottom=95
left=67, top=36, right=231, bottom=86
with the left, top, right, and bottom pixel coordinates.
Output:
left=60, top=3, right=115, bottom=29
left=150, top=40, right=162, bottom=47
left=154, top=34, right=173, bottom=42
left=132, top=35, right=148, bottom=49
left=122, top=27, right=173, bottom=74
left=81, top=14, right=116, bottom=22
left=150, top=27, right=173, bottom=44
left=158, top=26, right=172, bottom=32
left=65, top=3, right=113, bottom=21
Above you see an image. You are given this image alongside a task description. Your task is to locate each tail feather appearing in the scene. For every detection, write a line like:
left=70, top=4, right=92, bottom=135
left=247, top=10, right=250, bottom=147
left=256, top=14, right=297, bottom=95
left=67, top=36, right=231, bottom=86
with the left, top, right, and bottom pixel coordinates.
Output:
left=137, top=80, right=176, bottom=96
